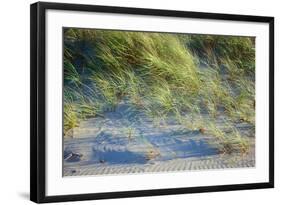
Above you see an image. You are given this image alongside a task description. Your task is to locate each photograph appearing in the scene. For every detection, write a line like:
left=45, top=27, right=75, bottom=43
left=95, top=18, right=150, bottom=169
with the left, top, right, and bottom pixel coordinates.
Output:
left=30, top=2, right=274, bottom=202
left=0, top=0, right=278, bottom=204
left=63, top=28, right=256, bottom=177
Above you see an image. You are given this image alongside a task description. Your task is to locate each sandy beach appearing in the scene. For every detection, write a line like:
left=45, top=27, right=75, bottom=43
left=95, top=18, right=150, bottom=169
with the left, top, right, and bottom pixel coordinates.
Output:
left=64, top=101, right=255, bottom=177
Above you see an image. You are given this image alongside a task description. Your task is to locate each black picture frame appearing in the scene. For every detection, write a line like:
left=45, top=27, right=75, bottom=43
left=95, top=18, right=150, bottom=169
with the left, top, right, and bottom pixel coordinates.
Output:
left=30, top=1, right=274, bottom=203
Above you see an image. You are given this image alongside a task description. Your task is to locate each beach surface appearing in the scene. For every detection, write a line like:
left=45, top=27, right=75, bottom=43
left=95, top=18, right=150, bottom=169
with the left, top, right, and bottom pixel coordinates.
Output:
left=64, top=101, right=255, bottom=177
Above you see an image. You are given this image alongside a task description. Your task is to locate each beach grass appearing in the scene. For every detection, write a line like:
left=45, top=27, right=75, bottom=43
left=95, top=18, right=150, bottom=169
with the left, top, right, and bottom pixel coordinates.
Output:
left=63, top=28, right=255, bottom=153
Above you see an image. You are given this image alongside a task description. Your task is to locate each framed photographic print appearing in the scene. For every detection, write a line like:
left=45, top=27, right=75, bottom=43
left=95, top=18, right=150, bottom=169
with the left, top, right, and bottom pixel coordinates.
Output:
left=30, top=1, right=274, bottom=203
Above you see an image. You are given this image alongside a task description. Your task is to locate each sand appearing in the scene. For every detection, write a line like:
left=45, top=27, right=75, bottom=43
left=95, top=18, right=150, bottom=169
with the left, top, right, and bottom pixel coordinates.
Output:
left=63, top=100, right=255, bottom=177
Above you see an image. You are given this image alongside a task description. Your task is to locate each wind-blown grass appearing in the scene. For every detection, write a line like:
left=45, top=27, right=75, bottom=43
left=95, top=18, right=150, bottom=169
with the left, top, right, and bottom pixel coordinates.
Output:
left=63, top=28, right=255, bottom=154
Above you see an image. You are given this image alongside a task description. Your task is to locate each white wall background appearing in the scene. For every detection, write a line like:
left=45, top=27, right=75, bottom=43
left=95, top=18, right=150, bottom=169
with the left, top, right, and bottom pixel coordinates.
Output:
left=0, top=0, right=279, bottom=204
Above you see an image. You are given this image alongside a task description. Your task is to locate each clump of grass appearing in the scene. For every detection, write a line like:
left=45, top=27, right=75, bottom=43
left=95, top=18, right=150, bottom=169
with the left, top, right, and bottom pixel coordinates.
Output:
left=188, top=35, right=255, bottom=75
left=206, top=121, right=250, bottom=154
left=63, top=83, right=102, bottom=136
left=77, top=30, right=202, bottom=126
left=198, top=67, right=229, bottom=117
left=63, top=103, right=79, bottom=137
